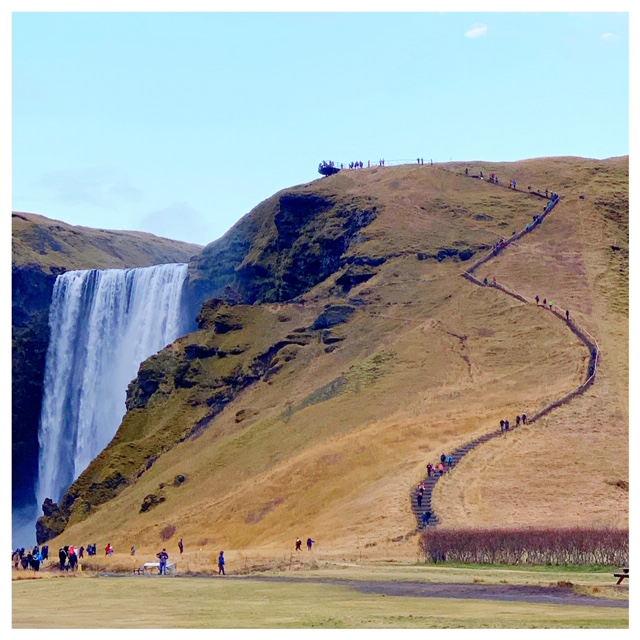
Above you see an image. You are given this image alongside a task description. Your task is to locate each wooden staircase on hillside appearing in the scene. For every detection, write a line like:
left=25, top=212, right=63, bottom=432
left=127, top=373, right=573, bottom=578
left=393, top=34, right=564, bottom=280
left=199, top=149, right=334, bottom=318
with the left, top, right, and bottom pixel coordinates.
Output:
left=411, top=175, right=600, bottom=532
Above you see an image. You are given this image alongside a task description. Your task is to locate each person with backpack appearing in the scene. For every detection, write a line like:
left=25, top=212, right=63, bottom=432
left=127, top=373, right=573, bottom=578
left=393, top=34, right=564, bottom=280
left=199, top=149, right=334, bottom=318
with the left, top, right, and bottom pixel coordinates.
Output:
left=218, top=551, right=226, bottom=575
left=422, top=511, right=431, bottom=527
left=156, top=548, right=169, bottom=575
left=446, top=455, right=453, bottom=468
left=440, top=453, right=446, bottom=464
left=58, top=547, right=67, bottom=571
left=426, top=463, right=433, bottom=477
left=295, top=538, right=302, bottom=552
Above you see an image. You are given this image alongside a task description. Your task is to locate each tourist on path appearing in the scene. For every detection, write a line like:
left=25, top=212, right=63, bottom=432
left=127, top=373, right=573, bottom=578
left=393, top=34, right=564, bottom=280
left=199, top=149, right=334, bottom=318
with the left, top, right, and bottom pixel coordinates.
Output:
left=295, top=538, right=302, bottom=552
left=307, top=538, right=315, bottom=551
left=218, top=551, right=226, bottom=575
left=178, top=539, right=184, bottom=555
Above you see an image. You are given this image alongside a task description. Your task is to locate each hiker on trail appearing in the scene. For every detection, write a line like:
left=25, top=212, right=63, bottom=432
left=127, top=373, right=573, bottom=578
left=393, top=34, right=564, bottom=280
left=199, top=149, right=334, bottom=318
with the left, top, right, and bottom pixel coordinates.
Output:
left=480, top=171, right=484, bottom=179
left=543, top=298, right=547, bottom=307
left=483, top=277, right=488, bottom=285
left=218, top=551, right=226, bottom=575
left=566, top=309, right=570, bottom=321
left=178, top=539, right=184, bottom=555
left=440, top=453, right=446, bottom=464
left=493, top=276, right=497, bottom=285
left=500, top=419, right=505, bottom=433
left=59, top=547, right=67, bottom=571
left=535, top=295, right=539, bottom=305
left=426, top=463, right=433, bottom=477
left=505, top=420, right=510, bottom=431
left=446, top=455, right=453, bottom=468
left=21, top=555, right=29, bottom=570
left=423, top=510, right=432, bottom=526
left=131, top=545, right=136, bottom=556
left=438, top=462, right=445, bottom=475
left=516, top=415, right=521, bottom=427
left=417, top=490, right=423, bottom=508
left=513, top=179, right=517, bottom=189
left=295, top=538, right=302, bottom=552
left=465, top=168, right=469, bottom=175
left=526, top=222, right=530, bottom=232
left=105, top=543, right=110, bottom=556
left=78, top=546, right=83, bottom=559
left=549, top=301, right=553, bottom=310
left=522, top=413, right=527, bottom=424
left=41, top=545, right=48, bottom=561
left=156, top=548, right=169, bottom=575
left=307, top=538, right=315, bottom=551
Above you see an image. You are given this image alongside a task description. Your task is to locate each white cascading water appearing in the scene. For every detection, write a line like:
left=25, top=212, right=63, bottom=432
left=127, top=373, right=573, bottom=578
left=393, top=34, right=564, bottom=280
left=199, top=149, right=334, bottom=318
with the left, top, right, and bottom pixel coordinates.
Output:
left=37, top=263, right=189, bottom=506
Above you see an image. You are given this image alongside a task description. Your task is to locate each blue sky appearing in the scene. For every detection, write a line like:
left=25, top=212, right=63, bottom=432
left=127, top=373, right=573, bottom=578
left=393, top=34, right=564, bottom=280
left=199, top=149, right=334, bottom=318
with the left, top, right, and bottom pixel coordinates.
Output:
left=10, top=7, right=631, bottom=246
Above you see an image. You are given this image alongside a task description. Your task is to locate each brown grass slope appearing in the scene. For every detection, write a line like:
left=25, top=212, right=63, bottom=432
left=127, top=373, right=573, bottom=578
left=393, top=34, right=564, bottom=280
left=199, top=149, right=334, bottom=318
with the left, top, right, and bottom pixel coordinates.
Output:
left=12, top=211, right=202, bottom=271
left=51, top=157, right=628, bottom=558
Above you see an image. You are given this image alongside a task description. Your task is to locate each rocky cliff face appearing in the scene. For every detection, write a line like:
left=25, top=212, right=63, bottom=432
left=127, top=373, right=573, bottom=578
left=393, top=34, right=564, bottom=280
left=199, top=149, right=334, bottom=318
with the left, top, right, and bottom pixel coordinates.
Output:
left=12, top=212, right=202, bottom=521
left=184, top=186, right=380, bottom=317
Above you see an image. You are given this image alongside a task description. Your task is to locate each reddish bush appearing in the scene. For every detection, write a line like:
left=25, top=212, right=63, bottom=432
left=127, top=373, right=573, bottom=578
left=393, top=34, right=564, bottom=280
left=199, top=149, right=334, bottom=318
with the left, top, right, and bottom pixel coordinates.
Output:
left=419, top=527, right=628, bottom=566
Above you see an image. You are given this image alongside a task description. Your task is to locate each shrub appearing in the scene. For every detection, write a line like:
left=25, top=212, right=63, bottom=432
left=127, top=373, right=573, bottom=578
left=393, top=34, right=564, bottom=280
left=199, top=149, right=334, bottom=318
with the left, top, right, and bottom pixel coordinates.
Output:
left=160, top=524, right=176, bottom=541
left=418, top=527, right=629, bottom=566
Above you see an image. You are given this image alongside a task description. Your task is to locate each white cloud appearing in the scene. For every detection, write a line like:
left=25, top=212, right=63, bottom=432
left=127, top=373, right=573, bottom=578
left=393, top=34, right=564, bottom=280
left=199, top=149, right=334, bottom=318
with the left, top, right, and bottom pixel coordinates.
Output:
left=138, top=202, right=211, bottom=245
left=600, top=32, right=617, bottom=41
left=35, top=167, right=143, bottom=208
left=465, top=24, right=488, bottom=39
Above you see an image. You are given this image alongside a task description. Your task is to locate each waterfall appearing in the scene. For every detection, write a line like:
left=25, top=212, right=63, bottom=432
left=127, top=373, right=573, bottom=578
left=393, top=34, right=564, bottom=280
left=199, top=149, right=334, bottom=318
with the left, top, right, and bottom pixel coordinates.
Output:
left=36, top=263, right=189, bottom=506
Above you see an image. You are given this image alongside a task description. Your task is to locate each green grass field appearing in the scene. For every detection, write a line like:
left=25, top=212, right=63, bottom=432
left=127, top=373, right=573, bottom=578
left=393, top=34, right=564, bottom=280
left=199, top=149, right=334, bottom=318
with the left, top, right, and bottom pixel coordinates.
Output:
left=12, top=564, right=628, bottom=629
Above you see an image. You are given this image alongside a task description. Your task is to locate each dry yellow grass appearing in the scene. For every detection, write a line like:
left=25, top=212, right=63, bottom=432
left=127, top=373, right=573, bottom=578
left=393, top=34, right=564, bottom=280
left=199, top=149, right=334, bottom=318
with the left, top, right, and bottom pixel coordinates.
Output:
left=47, top=157, right=627, bottom=558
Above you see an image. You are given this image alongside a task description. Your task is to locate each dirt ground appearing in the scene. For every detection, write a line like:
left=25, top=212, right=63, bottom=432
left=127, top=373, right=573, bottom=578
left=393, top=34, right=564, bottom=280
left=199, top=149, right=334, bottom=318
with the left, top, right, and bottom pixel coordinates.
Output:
left=100, top=573, right=628, bottom=609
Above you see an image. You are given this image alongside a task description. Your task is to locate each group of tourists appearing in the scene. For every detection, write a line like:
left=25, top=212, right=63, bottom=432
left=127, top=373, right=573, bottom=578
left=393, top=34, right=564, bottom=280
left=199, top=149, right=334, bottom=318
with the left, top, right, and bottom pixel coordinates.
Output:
left=500, top=413, right=527, bottom=433
left=425, top=452, right=454, bottom=480
left=12, top=544, right=48, bottom=571
left=295, top=537, right=315, bottom=551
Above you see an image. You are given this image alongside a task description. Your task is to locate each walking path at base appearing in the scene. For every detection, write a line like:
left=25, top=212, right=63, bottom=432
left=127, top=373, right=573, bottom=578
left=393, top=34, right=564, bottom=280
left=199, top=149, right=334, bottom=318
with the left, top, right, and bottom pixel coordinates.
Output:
left=99, top=572, right=627, bottom=608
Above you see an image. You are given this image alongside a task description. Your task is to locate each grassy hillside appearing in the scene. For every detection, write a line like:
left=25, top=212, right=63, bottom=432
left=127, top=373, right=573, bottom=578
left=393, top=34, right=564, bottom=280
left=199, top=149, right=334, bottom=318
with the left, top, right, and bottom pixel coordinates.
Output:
left=12, top=211, right=202, bottom=272
left=47, top=157, right=628, bottom=558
